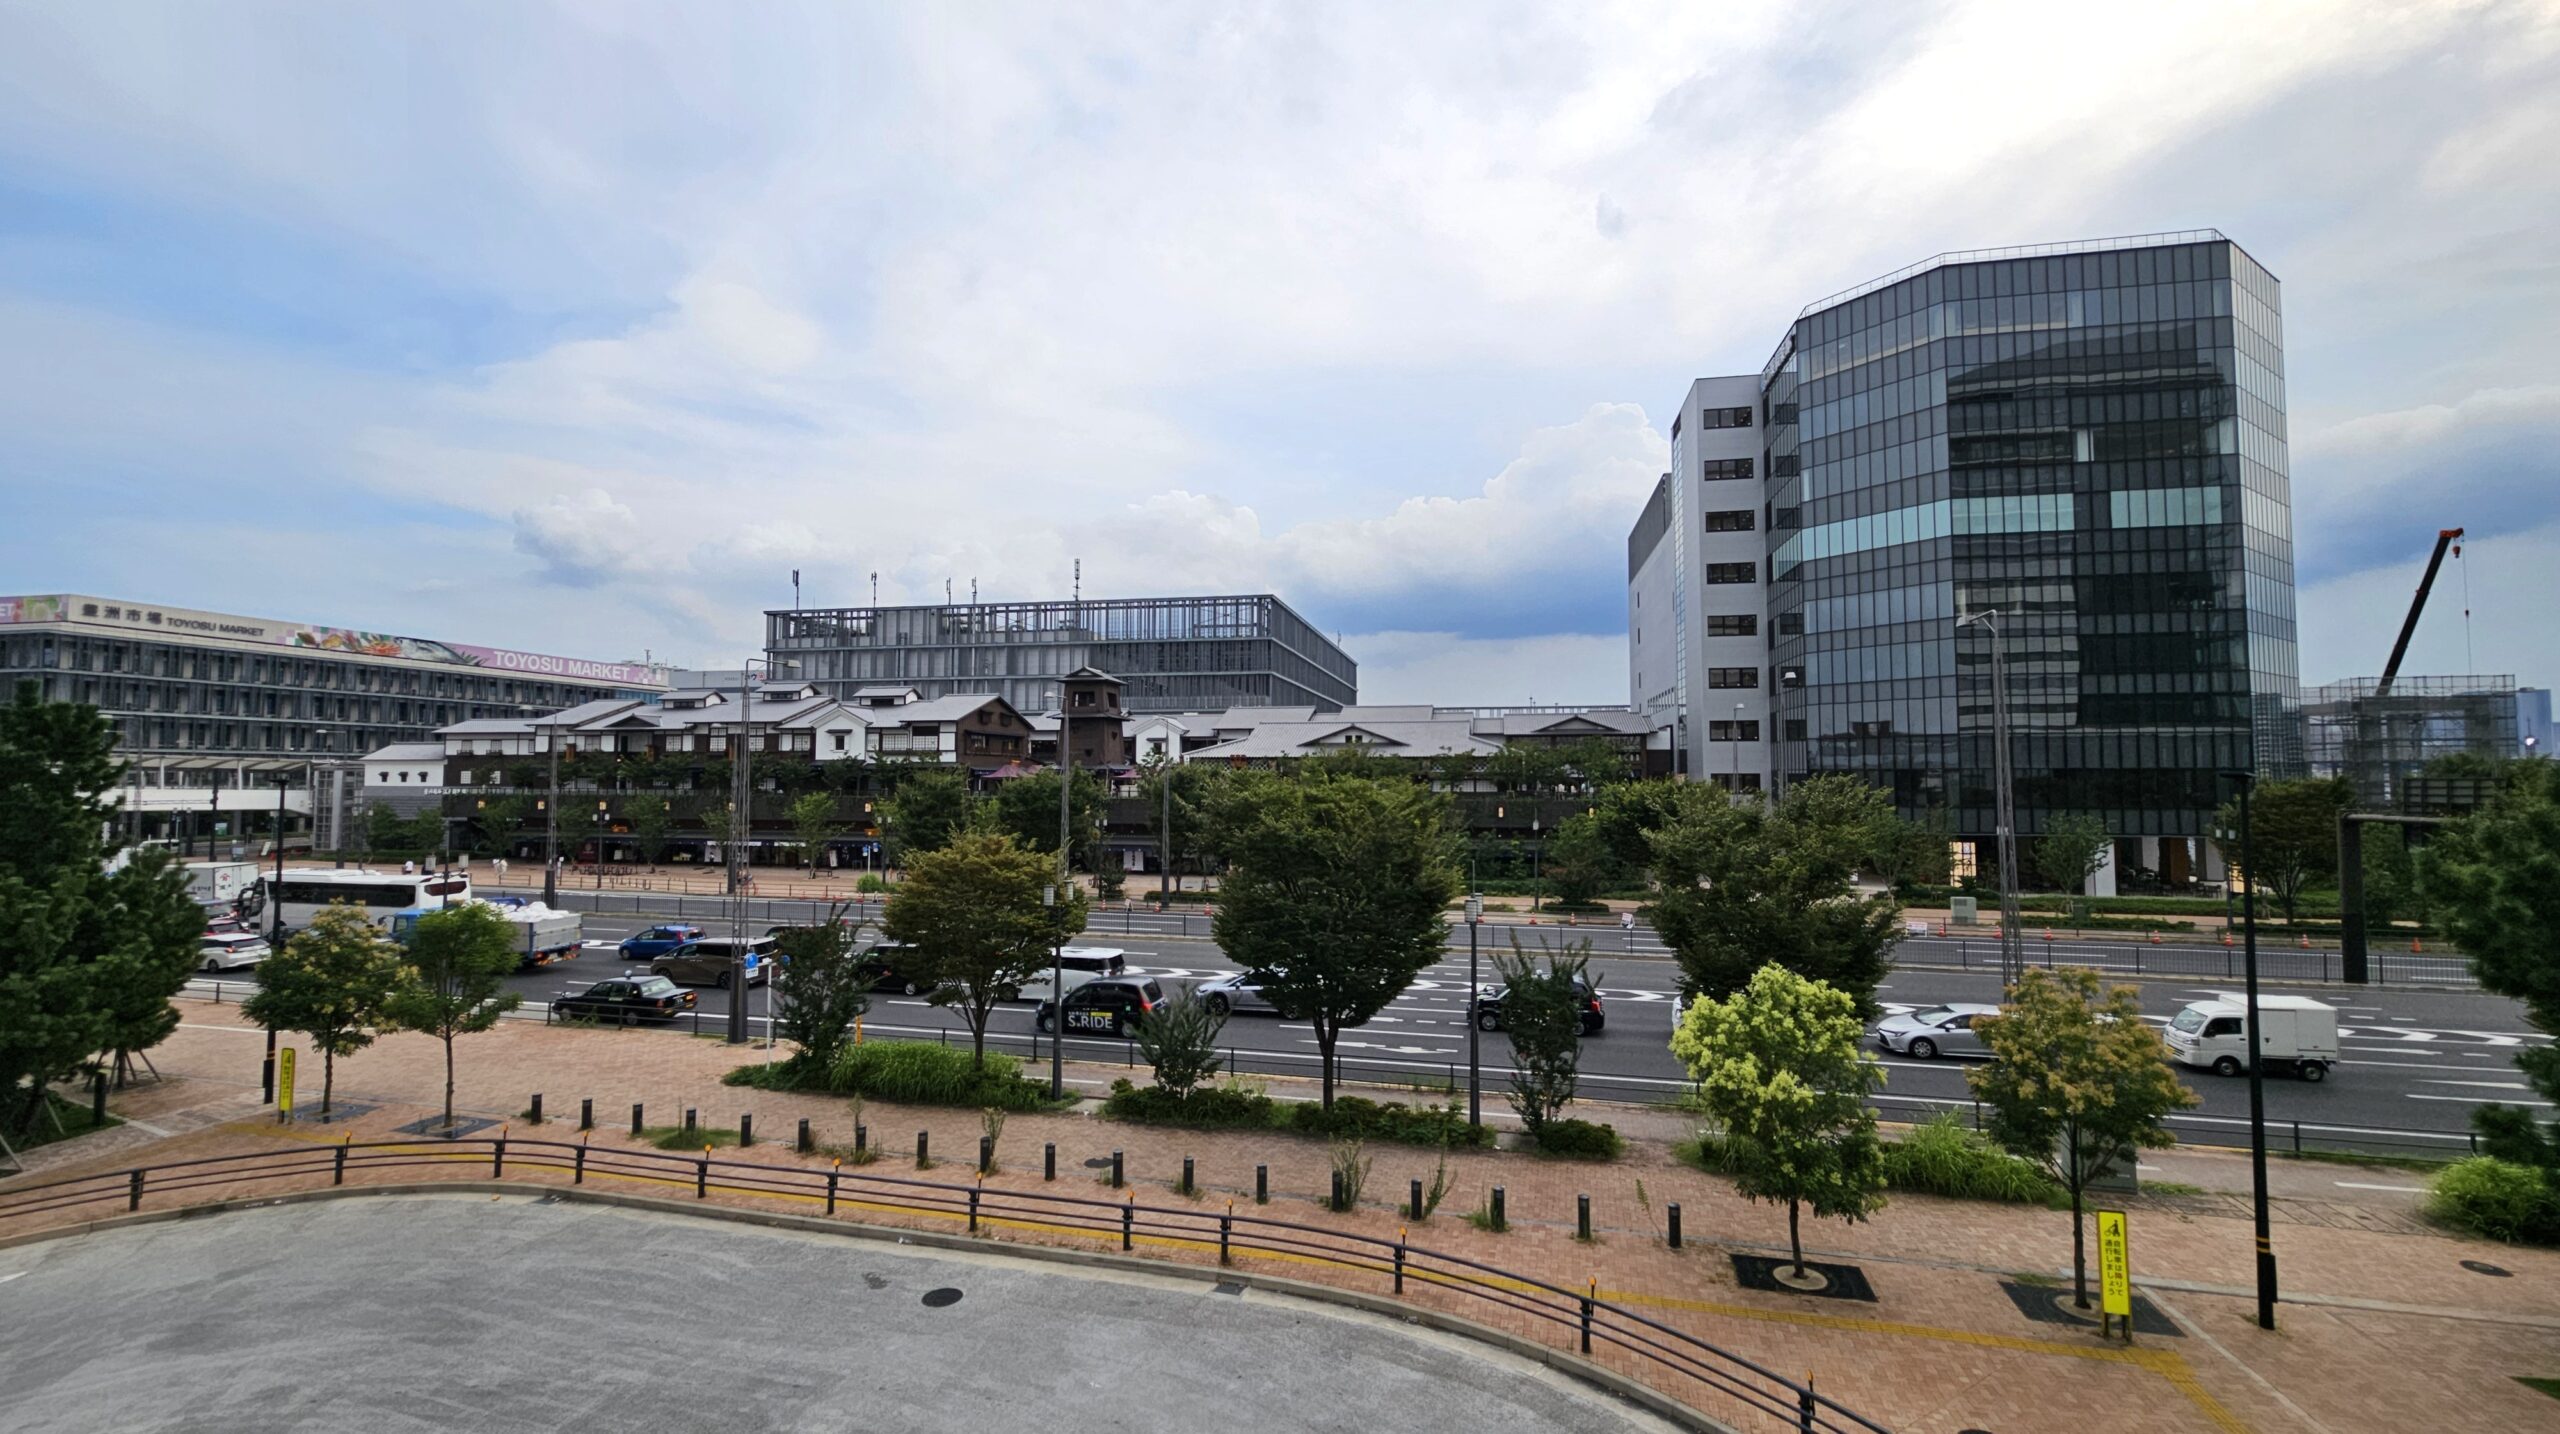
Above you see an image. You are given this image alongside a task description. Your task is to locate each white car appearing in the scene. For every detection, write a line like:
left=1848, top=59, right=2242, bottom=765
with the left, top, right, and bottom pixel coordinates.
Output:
left=198, top=932, right=272, bottom=973
left=1195, top=971, right=1282, bottom=1016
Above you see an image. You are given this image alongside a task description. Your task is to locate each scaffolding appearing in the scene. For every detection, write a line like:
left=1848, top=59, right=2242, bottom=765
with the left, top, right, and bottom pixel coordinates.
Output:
left=2303, top=674, right=2518, bottom=810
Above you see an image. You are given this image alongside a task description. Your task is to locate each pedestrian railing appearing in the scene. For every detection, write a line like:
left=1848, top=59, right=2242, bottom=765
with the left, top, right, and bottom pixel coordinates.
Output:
left=0, top=1137, right=1888, bottom=1434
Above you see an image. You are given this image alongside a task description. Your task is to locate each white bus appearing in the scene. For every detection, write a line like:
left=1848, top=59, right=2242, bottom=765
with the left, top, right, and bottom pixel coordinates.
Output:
left=259, top=868, right=473, bottom=939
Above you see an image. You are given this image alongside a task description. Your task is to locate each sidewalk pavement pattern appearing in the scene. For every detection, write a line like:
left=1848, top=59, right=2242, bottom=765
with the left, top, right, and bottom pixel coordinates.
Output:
left=6, top=1000, right=2555, bottom=1434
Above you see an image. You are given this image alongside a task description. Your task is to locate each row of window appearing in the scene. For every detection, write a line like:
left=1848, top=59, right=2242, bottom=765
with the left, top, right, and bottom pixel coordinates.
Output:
left=1708, top=720, right=1762, bottom=742
left=1705, top=509, right=1756, bottom=532
left=1705, top=614, right=1758, bottom=637
left=1707, top=668, right=1759, bottom=689
left=1696, top=406, right=1753, bottom=430
left=1702, top=457, right=1755, bottom=481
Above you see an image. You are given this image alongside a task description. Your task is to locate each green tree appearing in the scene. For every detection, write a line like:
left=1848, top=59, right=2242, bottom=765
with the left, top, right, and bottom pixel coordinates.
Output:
left=383, top=902, right=524, bottom=1130
left=2213, top=776, right=2351, bottom=925
left=1589, top=778, right=1686, bottom=879
left=1865, top=802, right=1953, bottom=892
left=1969, top=967, right=2198, bottom=1307
left=1671, top=963, right=1888, bottom=1275
left=1554, top=736, right=1637, bottom=791
left=1428, top=751, right=1485, bottom=793
left=0, top=685, right=199, bottom=1139
left=2034, top=811, right=2112, bottom=897
left=1135, top=758, right=1214, bottom=886
left=240, top=905, right=409, bottom=1117
left=1486, top=744, right=1568, bottom=796
left=768, top=903, right=872, bottom=1078
left=1645, top=775, right=1905, bottom=1017
left=623, top=794, right=674, bottom=869
left=2361, top=822, right=2420, bottom=931
left=883, top=831, right=1083, bottom=1069
left=2418, top=759, right=2560, bottom=1175
left=881, top=769, right=972, bottom=866
left=474, top=795, right=534, bottom=862
left=1134, top=984, right=1228, bottom=1098
left=786, top=791, right=840, bottom=878
left=1207, top=770, right=1460, bottom=1107
left=1541, top=811, right=1617, bottom=908
left=1492, top=935, right=1595, bottom=1141
left=990, top=769, right=1105, bottom=866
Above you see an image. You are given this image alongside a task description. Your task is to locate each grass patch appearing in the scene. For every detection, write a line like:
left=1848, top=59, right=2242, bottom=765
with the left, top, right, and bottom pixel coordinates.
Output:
left=639, top=1124, right=745, bottom=1151
left=1527, top=1118, right=1624, bottom=1162
left=2277, top=1148, right=2457, bottom=1174
left=7, top=1090, right=122, bottom=1153
left=724, top=1040, right=1063, bottom=1112
left=2145, top=1181, right=2207, bottom=1198
left=1098, top=1081, right=1495, bottom=1150
left=2517, top=1376, right=2560, bottom=1402
left=2011, top=1269, right=2061, bottom=1288
left=2425, top=1157, right=2560, bottom=1244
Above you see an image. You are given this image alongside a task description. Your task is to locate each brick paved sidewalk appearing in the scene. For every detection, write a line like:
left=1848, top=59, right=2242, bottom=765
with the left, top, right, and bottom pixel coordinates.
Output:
left=9, top=1001, right=2556, bottom=1434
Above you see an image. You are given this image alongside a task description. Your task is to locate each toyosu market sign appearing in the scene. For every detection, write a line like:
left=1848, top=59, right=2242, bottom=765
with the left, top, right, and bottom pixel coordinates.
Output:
left=0, top=594, right=665, bottom=687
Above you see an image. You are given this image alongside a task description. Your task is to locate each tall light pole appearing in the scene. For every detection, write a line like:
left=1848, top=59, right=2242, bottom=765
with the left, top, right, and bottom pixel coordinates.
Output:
left=727, top=661, right=758, bottom=1044
left=1157, top=757, right=1172, bottom=903
left=263, top=772, right=287, bottom=1104
left=1051, top=691, right=1073, bottom=1100
left=2223, top=769, right=2279, bottom=1329
left=541, top=717, right=561, bottom=907
left=1960, top=610, right=2023, bottom=988
left=1465, top=891, right=1484, bottom=1130
left=1732, top=701, right=1745, bottom=792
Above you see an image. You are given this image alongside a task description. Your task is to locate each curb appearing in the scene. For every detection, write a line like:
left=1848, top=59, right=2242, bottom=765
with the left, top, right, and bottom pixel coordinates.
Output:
left=0, top=1181, right=1737, bottom=1433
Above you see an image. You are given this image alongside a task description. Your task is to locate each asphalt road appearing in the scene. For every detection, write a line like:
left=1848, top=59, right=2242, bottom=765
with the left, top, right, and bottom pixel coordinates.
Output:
left=462, top=908, right=2547, bottom=1156
left=0, top=1195, right=1670, bottom=1433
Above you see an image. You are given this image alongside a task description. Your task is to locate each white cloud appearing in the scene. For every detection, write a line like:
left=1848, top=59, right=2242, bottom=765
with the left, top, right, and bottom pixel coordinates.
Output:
left=2296, top=518, right=2560, bottom=687
left=1345, top=631, right=1629, bottom=707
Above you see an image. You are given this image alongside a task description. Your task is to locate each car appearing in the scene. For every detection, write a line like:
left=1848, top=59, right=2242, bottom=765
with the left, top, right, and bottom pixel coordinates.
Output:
left=1195, top=971, right=1281, bottom=1016
left=204, top=914, right=257, bottom=938
left=1033, top=976, right=1167, bottom=1037
left=197, top=932, right=271, bottom=973
left=1474, top=978, right=1606, bottom=1036
left=553, top=975, right=697, bottom=1024
left=617, top=924, right=704, bottom=960
left=650, top=936, right=777, bottom=989
left=1012, top=946, right=1130, bottom=1004
left=855, top=942, right=939, bottom=996
left=1871, top=1003, right=2001, bottom=1060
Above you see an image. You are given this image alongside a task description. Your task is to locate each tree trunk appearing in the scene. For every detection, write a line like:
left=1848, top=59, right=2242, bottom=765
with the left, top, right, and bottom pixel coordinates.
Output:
left=1789, top=1198, right=1805, bottom=1276
left=442, top=1034, right=456, bottom=1130
left=1315, top=1020, right=1337, bottom=1110
left=322, top=1046, right=336, bottom=1118
left=968, top=1001, right=988, bottom=1070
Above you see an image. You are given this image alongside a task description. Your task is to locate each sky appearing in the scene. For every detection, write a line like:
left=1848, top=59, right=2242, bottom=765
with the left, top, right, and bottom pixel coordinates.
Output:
left=1, top=1, right=2556, bottom=704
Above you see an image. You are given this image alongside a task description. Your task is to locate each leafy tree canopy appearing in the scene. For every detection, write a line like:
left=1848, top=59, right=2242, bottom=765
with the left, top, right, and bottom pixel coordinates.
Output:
left=2419, top=758, right=2560, bottom=1172
left=882, top=831, right=1082, bottom=1068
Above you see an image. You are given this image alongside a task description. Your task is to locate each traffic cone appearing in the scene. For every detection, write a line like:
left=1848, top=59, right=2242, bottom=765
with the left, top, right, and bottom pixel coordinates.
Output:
left=2298, top=934, right=2309, bottom=949
left=2042, top=928, right=2054, bottom=943
left=2148, top=931, right=2161, bottom=945
left=2221, top=931, right=2233, bottom=947
left=1937, top=920, right=1949, bottom=937
left=2411, top=937, right=2423, bottom=953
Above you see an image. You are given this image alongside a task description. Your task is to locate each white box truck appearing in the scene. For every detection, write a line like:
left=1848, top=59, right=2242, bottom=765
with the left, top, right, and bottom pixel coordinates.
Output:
left=182, top=860, right=261, bottom=912
left=2164, top=993, right=2339, bottom=1082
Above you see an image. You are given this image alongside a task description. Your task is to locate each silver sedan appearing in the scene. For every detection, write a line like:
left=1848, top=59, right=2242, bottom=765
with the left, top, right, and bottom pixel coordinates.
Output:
left=1872, top=1003, right=2001, bottom=1060
left=1195, top=972, right=1281, bottom=1016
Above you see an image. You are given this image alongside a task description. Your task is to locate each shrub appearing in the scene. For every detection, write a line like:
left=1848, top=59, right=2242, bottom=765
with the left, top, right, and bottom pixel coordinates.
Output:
left=1288, top=1095, right=1494, bottom=1149
left=1100, top=1078, right=1279, bottom=1130
left=2426, top=1158, right=2560, bottom=1243
left=1531, top=1118, right=1623, bottom=1161
left=855, top=873, right=889, bottom=893
left=823, top=1040, right=1055, bottom=1111
left=1879, top=1114, right=2058, bottom=1203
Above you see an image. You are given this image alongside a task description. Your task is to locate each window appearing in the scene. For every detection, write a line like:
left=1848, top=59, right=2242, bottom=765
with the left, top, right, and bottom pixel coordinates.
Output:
left=1707, top=668, right=1758, bottom=689
left=1698, top=406, right=1752, bottom=429
left=1705, top=563, right=1757, bottom=585
left=1771, top=454, right=1800, bottom=477
left=1701, top=457, right=1754, bottom=481
left=1705, top=509, right=1755, bottom=532
left=1709, top=720, right=1761, bottom=741
left=1783, top=719, right=1807, bottom=741
left=1705, top=614, right=1758, bottom=637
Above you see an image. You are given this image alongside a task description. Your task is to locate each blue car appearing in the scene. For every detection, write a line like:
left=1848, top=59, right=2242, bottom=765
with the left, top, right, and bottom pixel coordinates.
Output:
left=617, top=924, right=704, bottom=961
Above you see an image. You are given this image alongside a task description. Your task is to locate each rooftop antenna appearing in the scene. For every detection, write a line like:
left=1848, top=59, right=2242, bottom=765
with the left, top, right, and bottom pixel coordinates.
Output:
left=870, top=571, right=879, bottom=607
left=945, top=578, right=953, bottom=605
left=971, top=577, right=978, bottom=604
left=792, top=568, right=801, bottom=612
left=1073, top=559, right=1081, bottom=604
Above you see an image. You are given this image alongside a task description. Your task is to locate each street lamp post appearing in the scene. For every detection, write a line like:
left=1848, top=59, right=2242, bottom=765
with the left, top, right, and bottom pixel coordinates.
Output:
left=1959, top=610, right=2024, bottom=988
left=726, top=661, right=761, bottom=1045
left=2223, top=769, right=2280, bottom=1330
left=1465, top=892, right=1484, bottom=1130
left=1732, top=701, right=1745, bottom=792
left=542, top=720, right=561, bottom=908
left=263, top=773, right=287, bottom=1103
left=1051, top=692, right=1073, bottom=1100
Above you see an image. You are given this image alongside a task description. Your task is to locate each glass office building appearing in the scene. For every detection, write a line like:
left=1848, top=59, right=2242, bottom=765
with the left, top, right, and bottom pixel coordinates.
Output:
left=1758, top=231, right=2296, bottom=873
left=767, top=594, right=1358, bottom=715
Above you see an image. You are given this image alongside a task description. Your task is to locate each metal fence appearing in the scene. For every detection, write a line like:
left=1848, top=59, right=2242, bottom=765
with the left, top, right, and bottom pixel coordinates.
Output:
left=0, top=1138, right=1886, bottom=1434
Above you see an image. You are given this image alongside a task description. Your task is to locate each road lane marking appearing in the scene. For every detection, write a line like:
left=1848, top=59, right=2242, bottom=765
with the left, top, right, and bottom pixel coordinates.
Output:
left=2407, top=1093, right=2555, bottom=1106
left=2333, top=1182, right=2428, bottom=1194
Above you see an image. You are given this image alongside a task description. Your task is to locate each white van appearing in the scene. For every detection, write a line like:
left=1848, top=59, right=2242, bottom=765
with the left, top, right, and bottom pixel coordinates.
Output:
left=2164, top=994, right=2339, bottom=1082
left=1013, top=947, right=1130, bottom=1004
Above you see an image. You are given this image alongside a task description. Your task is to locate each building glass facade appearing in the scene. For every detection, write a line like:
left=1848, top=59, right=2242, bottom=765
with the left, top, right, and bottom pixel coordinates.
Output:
left=1760, top=232, right=2296, bottom=843
left=767, top=594, right=1358, bottom=715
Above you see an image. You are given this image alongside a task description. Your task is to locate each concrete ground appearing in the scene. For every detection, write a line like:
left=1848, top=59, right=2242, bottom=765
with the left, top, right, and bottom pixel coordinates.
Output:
left=0, top=1194, right=1675, bottom=1433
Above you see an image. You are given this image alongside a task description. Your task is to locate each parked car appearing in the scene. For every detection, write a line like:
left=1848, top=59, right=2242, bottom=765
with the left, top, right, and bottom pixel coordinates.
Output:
left=1473, top=979, right=1606, bottom=1036
left=1012, top=946, right=1130, bottom=1004
left=1871, top=1003, right=2001, bottom=1060
left=617, top=924, right=704, bottom=961
left=1195, top=971, right=1281, bottom=1016
left=553, top=975, right=697, bottom=1024
left=1033, top=976, right=1167, bottom=1037
left=203, top=914, right=257, bottom=938
left=651, top=936, right=777, bottom=988
left=197, top=932, right=271, bottom=973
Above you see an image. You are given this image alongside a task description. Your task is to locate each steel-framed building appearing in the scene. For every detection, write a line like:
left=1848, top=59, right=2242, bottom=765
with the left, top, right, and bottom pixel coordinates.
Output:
left=766, top=594, right=1357, bottom=715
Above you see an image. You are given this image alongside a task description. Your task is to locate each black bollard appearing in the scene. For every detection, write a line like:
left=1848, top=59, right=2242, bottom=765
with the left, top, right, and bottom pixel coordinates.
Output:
left=855, top=1124, right=868, bottom=1156
left=580, top=1098, right=594, bottom=1132
left=1182, top=1156, right=1195, bottom=1196
left=683, top=1108, right=697, bottom=1140
left=1577, top=1193, right=1591, bottom=1241
left=1255, top=1163, right=1268, bottom=1205
left=739, top=1113, right=753, bottom=1148
left=529, top=1093, right=543, bottom=1126
left=631, top=1102, right=644, bottom=1137
left=980, top=1135, right=993, bottom=1175
left=917, top=1130, right=930, bottom=1169
left=92, top=1070, right=107, bottom=1127
left=1491, top=1186, right=1507, bottom=1233
left=1110, top=1149, right=1123, bottom=1189
left=1044, top=1142, right=1057, bottom=1181
left=1667, top=1202, right=1682, bottom=1250
left=1330, top=1170, right=1345, bottom=1213
left=1410, top=1178, right=1424, bottom=1220
left=796, top=1117, right=812, bottom=1154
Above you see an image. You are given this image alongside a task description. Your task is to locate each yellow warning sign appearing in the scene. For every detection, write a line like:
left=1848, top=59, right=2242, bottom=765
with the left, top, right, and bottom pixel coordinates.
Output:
left=2097, top=1209, right=2131, bottom=1318
left=278, top=1047, right=297, bottom=1121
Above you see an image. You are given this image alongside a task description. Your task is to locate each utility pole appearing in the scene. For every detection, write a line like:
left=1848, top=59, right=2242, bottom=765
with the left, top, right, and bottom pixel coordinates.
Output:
left=1158, top=759, right=1172, bottom=903
left=263, top=772, right=286, bottom=1104
left=1465, top=892, right=1483, bottom=1130
left=2226, top=770, right=2279, bottom=1329
left=728, top=664, right=754, bottom=1043
left=1051, top=685, right=1072, bottom=1100
left=1960, top=610, right=2024, bottom=988
left=542, top=719, right=561, bottom=907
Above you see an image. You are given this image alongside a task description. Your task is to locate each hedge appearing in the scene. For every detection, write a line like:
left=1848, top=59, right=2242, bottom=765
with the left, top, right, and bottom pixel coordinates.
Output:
left=724, top=1040, right=1057, bottom=1111
left=2426, top=1158, right=2560, bottom=1244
